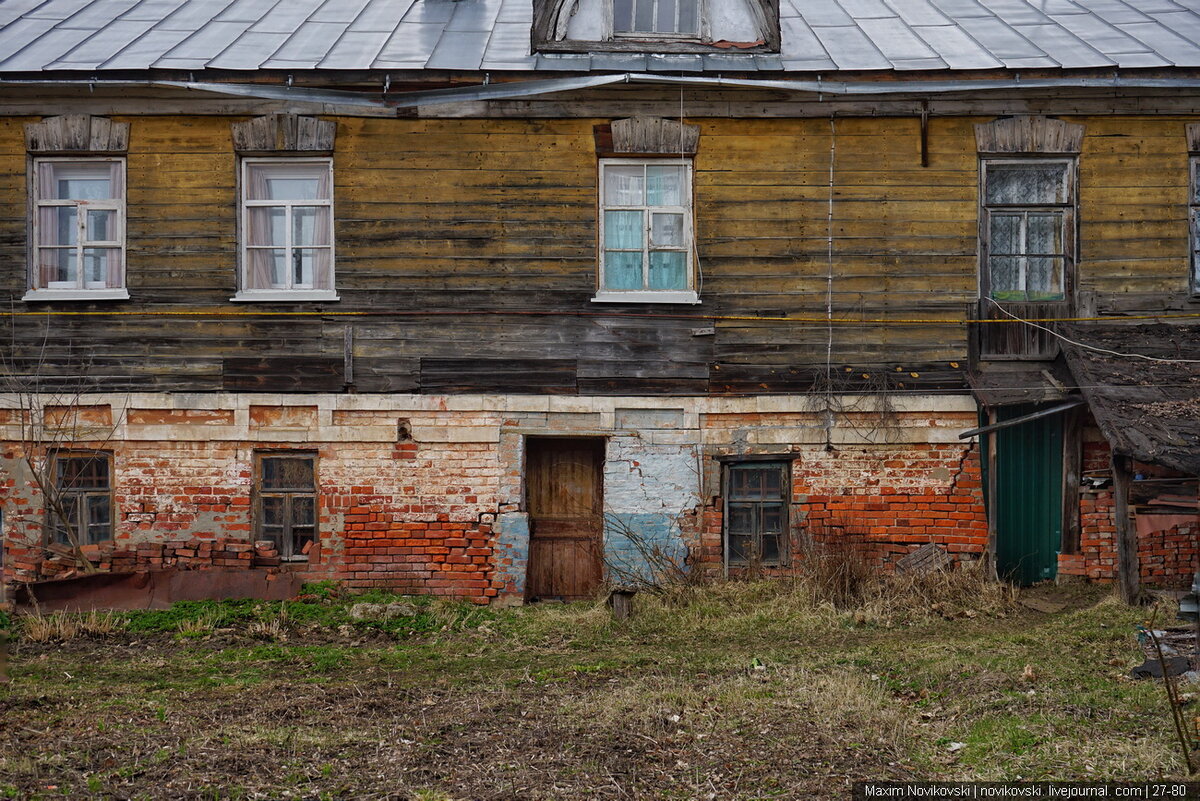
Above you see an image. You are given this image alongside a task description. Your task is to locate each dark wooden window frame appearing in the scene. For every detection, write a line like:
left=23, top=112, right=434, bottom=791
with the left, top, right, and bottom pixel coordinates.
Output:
left=253, top=450, right=319, bottom=561
left=722, top=459, right=790, bottom=569
left=979, top=156, right=1078, bottom=305
left=47, top=450, right=114, bottom=547
left=1190, top=156, right=1200, bottom=296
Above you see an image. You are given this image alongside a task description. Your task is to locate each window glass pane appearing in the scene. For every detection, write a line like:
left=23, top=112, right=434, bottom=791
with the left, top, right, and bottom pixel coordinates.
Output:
left=293, top=207, right=325, bottom=246
left=292, top=496, right=315, bottom=527
left=81, top=249, right=113, bottom=285
left=729, top=534, right=751, bottom=562
left=760, top=533, right=780, bottom=563
left=58, top=456, right=109, bottom=490
left=262, top=456, right=315, bottom=490
left=49, top=163, right=112, bottom=200
left=634, top=0, right=654, bottom=32
left=648, top=251, right=687, bottom=290
left=677, top=0, right=698, bottom=34
left=55, top=207, right=78, bottom=246
left=86, top=208, right=116, bottom=242
left=1026, top=213, right=1063, bottom=255
left=262, top=496, right=285, bottom=527
left=1026, top=257, right=1064, bottom=300
left=989, top=256, right=1020, bottom=298
left=87, top=493, right=111, bottom=527
left=760, top=504, right=784, bottom=533
left=989, top=214, right=1020, bottom=256
left=292, top=528, right=315, bottom=556
left=613, top=0, right=633, bottom=31
left=248, top=207, right=285, bottom=247
left=728, top=503, right=754, bottom=533
left=762, top=468, right=783, bottom=499
left=41, top=249, right=76, bottom=284
left=604, top=165, right=644, bottom=205
left=605, top=210, right=643, bottom=249
left=655, top=0, right=676, bottom=32
left=647, top=165, right=684, bottom=205
left=260, top=526, right=284, bottom=550
left=604, top=251, right=643, bottom=290
left=650, top=212, right=685, bottom=247
left=986, top=163, right=1067, bottom=205
left=293, top=249, right=318, bottom=287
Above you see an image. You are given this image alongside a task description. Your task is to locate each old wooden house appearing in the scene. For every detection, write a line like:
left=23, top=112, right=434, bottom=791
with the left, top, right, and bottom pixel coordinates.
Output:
left=1, top=0, right=1198, bottom=605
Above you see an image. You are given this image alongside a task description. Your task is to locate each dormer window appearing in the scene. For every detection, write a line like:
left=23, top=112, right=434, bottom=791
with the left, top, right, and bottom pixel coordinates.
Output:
left=532, top=0, right=778, bottom=54
left=613, top=0, right=700, bottom=37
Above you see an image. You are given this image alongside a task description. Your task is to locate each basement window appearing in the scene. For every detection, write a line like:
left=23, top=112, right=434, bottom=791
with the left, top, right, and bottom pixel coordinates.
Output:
left=724, top=461, right=788, bottom=566
left=49, top=452, right=113, bottom=546
left=254, top=452, right=318, bottom=560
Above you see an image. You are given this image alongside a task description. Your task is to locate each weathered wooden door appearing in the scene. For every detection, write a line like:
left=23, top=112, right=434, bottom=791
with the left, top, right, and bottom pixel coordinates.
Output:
left=525, top=438, right=604, bottom=601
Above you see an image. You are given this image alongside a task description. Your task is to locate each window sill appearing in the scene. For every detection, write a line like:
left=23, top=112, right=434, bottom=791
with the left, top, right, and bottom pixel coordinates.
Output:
left=591, top=290, right=700, bottom=305
left=23, top=288, right=130, bottom=302
left=230, top=290, right=340, bottom=303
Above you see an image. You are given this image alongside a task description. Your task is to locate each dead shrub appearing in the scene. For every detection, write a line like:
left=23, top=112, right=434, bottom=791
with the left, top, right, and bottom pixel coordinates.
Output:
left=20, top=610, right=121, bottom=642
left=795, top=533, right=876, bottom=609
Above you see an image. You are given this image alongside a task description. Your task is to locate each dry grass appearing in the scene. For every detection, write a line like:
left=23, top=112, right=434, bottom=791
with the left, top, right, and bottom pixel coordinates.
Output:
left=19, top=609, right=121, bottom=642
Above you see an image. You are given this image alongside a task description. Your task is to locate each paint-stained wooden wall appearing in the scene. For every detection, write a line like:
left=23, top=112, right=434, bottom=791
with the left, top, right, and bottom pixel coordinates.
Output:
left=0, top=106, right=1192, bottom=395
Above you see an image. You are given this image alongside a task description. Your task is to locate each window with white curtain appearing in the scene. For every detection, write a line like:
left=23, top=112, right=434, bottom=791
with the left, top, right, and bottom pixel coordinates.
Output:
left=595, top=158, right=698, bottom=304
left=29, top=158, right=126, bottom=299
left=236, top=158, right=337, bottom=301
left=982, top=159, right=1073, bottom=302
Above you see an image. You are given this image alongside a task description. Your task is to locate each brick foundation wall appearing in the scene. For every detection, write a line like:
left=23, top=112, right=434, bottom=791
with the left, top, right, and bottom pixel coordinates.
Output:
left=13, top=393, right=1188, bottom=602
left=1057, top=435, right=1199, bottom=590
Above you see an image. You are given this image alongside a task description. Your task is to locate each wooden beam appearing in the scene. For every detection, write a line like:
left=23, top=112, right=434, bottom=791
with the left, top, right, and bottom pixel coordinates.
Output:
left=1061, top=406, right=1082, bottom=557
left=1112, top=454, right=1140, bottom=604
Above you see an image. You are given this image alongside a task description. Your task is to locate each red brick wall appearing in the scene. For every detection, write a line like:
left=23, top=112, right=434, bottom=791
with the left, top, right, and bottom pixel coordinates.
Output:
left=1058, top=435, right=1199, bottom=590
left=2, top=437, right=504, bottom=602
left=692, top=441, right=989, bottom=576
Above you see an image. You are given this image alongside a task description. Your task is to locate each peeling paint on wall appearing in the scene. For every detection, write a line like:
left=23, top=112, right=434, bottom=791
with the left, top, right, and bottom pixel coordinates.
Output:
left=602, top=437, right=700, bottom=583
left=494, top=511, right=531, bottom=597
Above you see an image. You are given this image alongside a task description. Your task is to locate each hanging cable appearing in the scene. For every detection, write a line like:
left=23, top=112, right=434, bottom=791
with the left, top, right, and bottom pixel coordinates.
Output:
left=985, top=299, right=1200, bottom=365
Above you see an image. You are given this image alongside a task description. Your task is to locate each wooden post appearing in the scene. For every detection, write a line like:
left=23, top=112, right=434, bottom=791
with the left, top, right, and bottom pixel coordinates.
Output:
left=984, top=416, right=1000, bottom=581
left=1111, top=455, right=1140, bottom=604
left=609, top=587, right=636, bottom=621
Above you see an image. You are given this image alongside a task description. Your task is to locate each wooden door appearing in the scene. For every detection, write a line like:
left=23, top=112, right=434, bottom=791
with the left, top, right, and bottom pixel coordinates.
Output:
left=525, top=438, right=604, bottom=601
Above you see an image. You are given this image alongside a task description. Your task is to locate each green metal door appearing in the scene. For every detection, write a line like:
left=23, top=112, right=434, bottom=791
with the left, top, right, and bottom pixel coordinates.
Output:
left=992, top=404, right=1063, bottom=585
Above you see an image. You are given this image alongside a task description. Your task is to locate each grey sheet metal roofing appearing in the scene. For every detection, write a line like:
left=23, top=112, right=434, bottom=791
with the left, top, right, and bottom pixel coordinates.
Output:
left=3, top=0, right=1200, bottom=74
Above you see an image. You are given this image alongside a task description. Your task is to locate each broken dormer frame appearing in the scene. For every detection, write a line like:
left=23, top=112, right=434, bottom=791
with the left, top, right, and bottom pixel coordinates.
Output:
left=532, top=0, right=779, bottom=53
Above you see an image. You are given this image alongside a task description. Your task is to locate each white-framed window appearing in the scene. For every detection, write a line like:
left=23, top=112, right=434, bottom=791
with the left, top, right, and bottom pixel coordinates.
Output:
left=234, top=158, right=337, bottom=302
left=981, top=159, right=1074, bottom=303
left=613, top=0, right=701, bottom=37
left=26, top=158, right=127, bottom=301
left=594, top=158, right=698, bottom=304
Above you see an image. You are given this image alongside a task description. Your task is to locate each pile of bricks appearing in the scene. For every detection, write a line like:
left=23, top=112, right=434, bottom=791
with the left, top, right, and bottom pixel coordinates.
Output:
left=10, top=537, right=289, bottom=583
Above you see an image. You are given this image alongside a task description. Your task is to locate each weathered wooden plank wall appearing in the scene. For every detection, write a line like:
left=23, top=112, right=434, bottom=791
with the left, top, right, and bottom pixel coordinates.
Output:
left=0, top=107, right=1192, bottom=395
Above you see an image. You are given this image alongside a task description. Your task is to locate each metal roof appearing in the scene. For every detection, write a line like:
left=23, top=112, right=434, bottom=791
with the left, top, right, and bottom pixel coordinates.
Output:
left=2, top=0, right=1200, bottom=74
